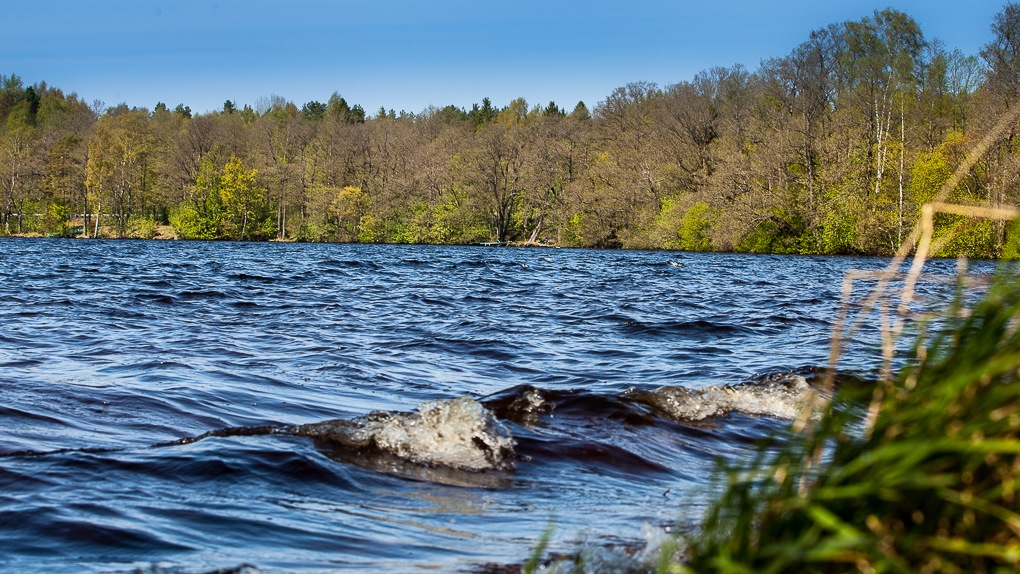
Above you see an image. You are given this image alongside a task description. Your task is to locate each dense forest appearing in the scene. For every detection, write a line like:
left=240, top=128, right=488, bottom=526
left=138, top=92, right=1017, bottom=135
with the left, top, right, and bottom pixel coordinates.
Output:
left=2, top=5, right=1020, bottom=256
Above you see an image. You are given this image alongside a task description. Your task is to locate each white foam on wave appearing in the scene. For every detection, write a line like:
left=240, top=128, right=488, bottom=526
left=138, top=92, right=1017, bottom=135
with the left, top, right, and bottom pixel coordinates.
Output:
left=643, top=373, right=819, bottom=422
left=295, top=396, right=516, bottom=472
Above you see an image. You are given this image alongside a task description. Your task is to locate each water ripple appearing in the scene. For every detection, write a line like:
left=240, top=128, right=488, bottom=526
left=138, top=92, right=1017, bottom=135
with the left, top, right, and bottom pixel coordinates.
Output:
left=0, top=238, right=981, bottom=572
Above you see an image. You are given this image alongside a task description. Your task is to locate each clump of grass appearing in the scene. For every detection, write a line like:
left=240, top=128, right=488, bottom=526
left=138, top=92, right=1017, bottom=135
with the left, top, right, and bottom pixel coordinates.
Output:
left=680, top=271, right=1020, bottom=574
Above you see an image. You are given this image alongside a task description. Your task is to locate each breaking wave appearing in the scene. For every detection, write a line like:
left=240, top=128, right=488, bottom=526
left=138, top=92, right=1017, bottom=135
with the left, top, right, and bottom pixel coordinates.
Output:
left=8, top=372, right=824, bottom=484
left=169, top=372, right=826, bottom=481
left=293, top=396, right=516, bottom=473
left=484, top=371, right=821, bottom=429
left=633, top=371, right=821, bottom=422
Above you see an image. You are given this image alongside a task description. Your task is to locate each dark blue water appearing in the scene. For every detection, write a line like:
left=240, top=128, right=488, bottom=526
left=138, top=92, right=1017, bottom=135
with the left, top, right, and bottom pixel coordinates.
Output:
left=0, top=239, right=974, bottom=572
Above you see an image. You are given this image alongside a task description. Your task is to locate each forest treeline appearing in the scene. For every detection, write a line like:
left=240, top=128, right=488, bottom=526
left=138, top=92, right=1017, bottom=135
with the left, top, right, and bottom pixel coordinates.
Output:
left=3, top=4, right=1020, bottom=255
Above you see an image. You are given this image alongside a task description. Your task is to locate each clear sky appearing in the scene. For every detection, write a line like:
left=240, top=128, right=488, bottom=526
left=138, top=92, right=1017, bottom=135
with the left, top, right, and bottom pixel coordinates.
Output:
left=2, top=0, right=1011, bottom=115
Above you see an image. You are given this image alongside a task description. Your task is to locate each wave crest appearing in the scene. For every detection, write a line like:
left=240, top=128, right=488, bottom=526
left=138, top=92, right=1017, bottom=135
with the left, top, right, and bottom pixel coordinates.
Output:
left=635, top=373, right=819, bottom=422
left=295, top=397, right=516, bottom=472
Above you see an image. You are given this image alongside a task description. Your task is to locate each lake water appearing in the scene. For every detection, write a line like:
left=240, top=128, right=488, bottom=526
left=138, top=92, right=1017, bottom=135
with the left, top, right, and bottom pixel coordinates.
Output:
left=0, top=239, right=973, bottom=572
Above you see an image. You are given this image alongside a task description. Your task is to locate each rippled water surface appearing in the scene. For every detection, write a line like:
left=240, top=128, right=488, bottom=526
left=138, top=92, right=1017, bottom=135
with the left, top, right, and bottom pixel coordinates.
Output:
left=0, top=239, right=973, bottom=572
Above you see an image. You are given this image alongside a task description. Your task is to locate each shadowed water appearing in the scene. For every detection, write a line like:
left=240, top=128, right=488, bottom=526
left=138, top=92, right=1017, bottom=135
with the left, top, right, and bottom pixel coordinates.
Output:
left=0, top=239, right=974, bottom=572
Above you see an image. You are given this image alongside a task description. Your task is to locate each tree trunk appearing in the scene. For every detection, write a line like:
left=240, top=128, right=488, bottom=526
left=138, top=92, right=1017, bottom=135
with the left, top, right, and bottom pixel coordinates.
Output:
left=898, top=97, right=905, bottom=245
left=526, top=215, right=544, bottom=245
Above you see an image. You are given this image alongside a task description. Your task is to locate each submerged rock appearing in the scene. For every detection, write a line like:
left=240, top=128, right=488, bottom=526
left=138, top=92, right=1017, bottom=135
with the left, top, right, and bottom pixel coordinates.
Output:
left=294, top=396, right=516, bottom=472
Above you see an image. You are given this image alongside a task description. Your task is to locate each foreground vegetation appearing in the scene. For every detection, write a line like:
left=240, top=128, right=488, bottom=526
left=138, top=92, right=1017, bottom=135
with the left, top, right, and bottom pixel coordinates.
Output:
left=677, top=264, right=1020, bottom=573
left=518, top=248, right=1020, bottom=573
left=519, top=67, right=1020, bottom=569
left=2, top=5, right=1019, bottom=255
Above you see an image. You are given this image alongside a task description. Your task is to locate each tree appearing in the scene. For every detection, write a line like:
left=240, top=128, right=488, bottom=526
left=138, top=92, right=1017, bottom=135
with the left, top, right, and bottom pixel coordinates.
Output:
left=570, top=101, right=590, bottom=121
left=169, top=153, right=225, bottom=240
left=85, top=107, right=152, bottom=237
left=944, top=49, right=983, bottom=131
left=22, top=86, right=40, bottom=125
left=981, top=2, right=1020, bottom=107
left=831, top=9, right=925, bottom=251
left=330, top=185, right=370, bottom=242
left=302, top=100, right=327, bottom=121
left=0, top=110, right=41, bottom=234
left=469, top=97, right=498, bottom=128
left=978, top=2, right=1020, bottom=247
left=542, top=101, right=565, bottom=117
left=468, top=123, right=528, bottom=242
left=44, top=134, right=87, bottom=236
left=497, top=97, right=530, bottom=125
left=0, top=74, right=25, bottom=122
left=0, top=5, right=1014, bottom=255
left=758, top=25, right=841, bottom=235
left=249, top=102, right=310, bottom=239
left=325, top=92, right=364, bottom=124
left=219, top=156, right=273, bottom=240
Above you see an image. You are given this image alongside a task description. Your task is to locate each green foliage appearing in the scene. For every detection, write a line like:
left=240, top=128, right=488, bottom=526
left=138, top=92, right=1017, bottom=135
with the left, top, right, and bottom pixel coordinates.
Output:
left=542, top=101, right=565, bottom=117
left=357, top=214, right=381, bottom=243
left=43, top=200, right=72, bottom=236
left=497, top=97, right=530, bottom=125
left=170, top=156, right=226, bottom=239
left=240, top=105, right=258, bottom=124
left=331, top=185, right=370, bottom=242
left=0, top=74, right=24, bottom=121
left=169, top=203, right=218, bottom=240
left=931, top=215, right=998, bottom=259
left=911, top=148, right=952, bottom=208
left=522, top=523, right=554, bottom=574
left=301, top=100, right=327, bottom=121
left=219, top=156, right=274, bottom=241
left=571, top=101, right=590, bottom=120
left=737, top=220, right=785, bottom=254
left=683, top=272, right=1020, bottom=573
left=385, top=192, right=488, bottom=245
left=325, top=93, right=364, bottom=124
left=1001, top=219, right=1020, bottom=259
left=22, top=86, right=39, bottom=125
left=432, top=105, right=468, bottom=125
left=658, top=199, right=717, bottom=251
left=469, top=97, right=498, bottom=128
left=564, top=212, right=588, bottom=248
left=820, top=194, right=862, bottom=254
left=295, top=221, right=336, bottom=243
left=127, top=215, right=158, bottom=239
left=168, top=155, right=274, bottom=241
left=10, top=197, right=45, bottom=234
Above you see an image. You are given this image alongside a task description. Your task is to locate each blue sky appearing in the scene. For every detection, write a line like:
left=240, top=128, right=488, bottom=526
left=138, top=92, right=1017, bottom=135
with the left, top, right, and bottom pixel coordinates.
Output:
left=2, top=1, right=1010, bottom=115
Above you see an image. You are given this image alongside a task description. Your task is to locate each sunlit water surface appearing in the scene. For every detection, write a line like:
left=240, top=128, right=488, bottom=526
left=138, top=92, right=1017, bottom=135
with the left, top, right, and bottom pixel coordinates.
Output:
left=0, top=239, right=976, bottom=572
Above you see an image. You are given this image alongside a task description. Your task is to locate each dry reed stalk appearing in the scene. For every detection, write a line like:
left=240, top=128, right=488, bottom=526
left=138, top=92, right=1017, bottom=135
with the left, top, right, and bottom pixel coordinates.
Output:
left=824, top=108, right=1020, bottom=391
left=823, top=107, right=1020, bottom=389
left=794, top=105, right=1020, bottom=482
